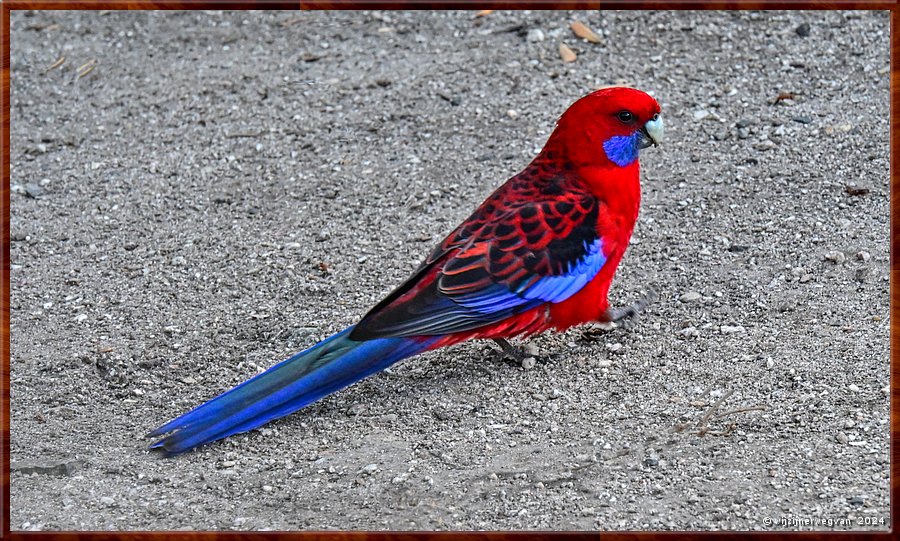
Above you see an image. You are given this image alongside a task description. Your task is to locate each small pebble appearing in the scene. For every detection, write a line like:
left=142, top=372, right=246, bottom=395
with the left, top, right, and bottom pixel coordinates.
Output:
left=824, top=251, right=846, bottom=264
left=720, top=325, right=745, bottom=334
left=360, top=463, right=378, bottom=475
left=678, top=326, right=699, bottom=338
left=24, top=184, right=44, bottom=199
left=521, top=357, right=536, bottom=370
left=100, top=496, right=115, bottom=506
left=848, top=384, right=860, bottom=393
left=679, top=291, right=702, bottom=303
left=693, top=110, right=710, bottom=121
left=856, top=251, right=871, bottom=262
left=526, top=28, right=545, bottom=42
left=836, top=432, right=849, bottom=444
left=795, top=22, right=811, bottom=37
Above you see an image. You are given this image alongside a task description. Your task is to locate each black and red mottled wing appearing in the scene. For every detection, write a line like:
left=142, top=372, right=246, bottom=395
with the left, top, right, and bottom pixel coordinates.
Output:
left=349, top=171, right=609, bottom=340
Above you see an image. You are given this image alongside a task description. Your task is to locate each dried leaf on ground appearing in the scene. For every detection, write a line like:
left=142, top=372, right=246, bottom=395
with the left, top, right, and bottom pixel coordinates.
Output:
left=570, top=21, right=601, bottom=43
left=772, top=91, right=797, bottom=104
left=559, top=43, right=577, bottom=63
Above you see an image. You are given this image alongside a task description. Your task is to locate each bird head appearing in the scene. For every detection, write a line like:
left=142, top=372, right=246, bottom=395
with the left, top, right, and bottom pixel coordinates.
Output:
left=546, top=87, right=663, bottom=168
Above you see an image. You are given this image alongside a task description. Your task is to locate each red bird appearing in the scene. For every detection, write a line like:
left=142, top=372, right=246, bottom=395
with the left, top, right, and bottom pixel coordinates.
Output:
left=149, top=87, right=664, bottom=455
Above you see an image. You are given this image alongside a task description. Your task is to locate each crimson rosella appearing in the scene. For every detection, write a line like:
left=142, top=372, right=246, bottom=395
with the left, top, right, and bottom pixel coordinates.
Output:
left=149, top=87, right=664, bottom=455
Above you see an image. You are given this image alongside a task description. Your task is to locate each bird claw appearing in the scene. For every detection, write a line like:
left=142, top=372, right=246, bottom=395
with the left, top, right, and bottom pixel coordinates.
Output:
left=491, top=338, right=541, bottom=368
left=601, top=288, right=658, bottom=329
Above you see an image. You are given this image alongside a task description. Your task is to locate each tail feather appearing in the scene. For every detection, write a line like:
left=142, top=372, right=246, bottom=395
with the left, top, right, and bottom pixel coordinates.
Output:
left=148, top=326, right=435, bottom=455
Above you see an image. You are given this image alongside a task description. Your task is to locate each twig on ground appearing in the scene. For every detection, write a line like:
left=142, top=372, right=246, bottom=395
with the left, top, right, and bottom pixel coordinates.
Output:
left=690, top=422, right=737, bottom=437
left=45, top=56, right=65, bottom=72
left=697, top=388, right=734, bottom=428
left=75, top=59, right=96, bottom=79
left=715, top=405, right=767, bottom=420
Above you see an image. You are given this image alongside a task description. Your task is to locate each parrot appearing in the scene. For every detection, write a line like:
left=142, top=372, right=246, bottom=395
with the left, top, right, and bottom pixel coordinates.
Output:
left=148, top=86, right=664, bottom=455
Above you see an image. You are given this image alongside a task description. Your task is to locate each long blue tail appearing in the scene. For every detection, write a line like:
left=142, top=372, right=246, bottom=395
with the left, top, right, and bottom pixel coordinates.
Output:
left=148, top=326, right=436, bottom=455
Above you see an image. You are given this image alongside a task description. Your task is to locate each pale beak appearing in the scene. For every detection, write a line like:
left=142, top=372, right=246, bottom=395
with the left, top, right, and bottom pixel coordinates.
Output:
left=639, top=113, right=664, bottom=148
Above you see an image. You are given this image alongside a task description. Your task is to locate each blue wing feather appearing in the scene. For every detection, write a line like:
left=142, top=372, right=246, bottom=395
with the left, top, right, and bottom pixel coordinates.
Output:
left=520, top=239, right=606, bottom=302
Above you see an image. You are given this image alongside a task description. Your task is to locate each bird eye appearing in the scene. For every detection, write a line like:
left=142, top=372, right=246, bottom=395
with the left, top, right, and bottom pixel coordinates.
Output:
left=617, top=111, right=635, bottom=123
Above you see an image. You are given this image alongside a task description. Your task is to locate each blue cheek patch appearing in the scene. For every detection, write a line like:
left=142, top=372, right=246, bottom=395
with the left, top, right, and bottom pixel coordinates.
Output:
left=602, top=132, right=641, bottom=167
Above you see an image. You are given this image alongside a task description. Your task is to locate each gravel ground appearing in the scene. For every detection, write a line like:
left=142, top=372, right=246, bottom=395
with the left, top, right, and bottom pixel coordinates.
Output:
left=9, top=10, right=890, bottom=531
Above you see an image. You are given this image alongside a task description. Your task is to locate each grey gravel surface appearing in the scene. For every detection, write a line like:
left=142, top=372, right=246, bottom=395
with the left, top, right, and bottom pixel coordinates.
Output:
left=9, top=10, right=890, bottom=531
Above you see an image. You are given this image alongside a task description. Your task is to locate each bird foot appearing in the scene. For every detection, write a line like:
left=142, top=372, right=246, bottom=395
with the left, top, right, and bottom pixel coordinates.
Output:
left=590, top=288, right=658, bottom=334
left=608, top=288, right=657, bottom=324
left=491, top=338, right=542, bottom=369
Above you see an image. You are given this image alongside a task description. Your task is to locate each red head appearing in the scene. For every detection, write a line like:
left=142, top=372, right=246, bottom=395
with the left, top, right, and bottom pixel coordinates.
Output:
left=542, top=87, right=663, bottom=168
